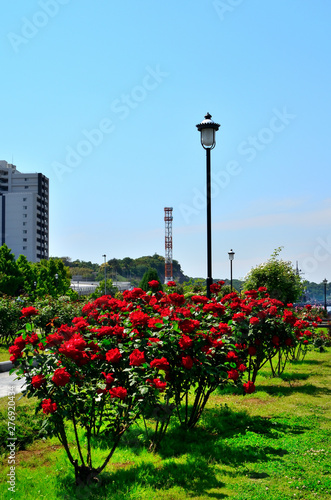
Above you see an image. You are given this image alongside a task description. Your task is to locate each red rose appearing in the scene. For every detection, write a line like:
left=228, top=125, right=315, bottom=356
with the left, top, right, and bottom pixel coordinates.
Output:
left=58, top=334, right=88, bottom=364
left=179, top=334, right=193, bottom=350
left=227, top=351, right=238, bottom=361
left=150, top=357, right=170, bottom=371
left=249, top=317, right=259, bottom=325
left=106, top=348, right=122, bottom=363
left=129, top=310, right=150, bottom=327
left=32, top=374, right=46, bottom=388
left=285, top=338, right=292, bottom=346
left=181, top=356, right=194, bottom=370
left=168, top=293, right=186, bottom=306
left=101, top=372, right=114, bottom=385
left=148, top=280, right=160, bottom=288
left=129, top=349, right=146, bottom=366
left=248, top=346, right=257, bottom=356
left=232, top=312, right=245, bottom=322
left=272, top=335, right=280, bottom=346
left=227, top=369, right=239, bottom=380
left=147, top=317, right=164, bottom=329
left=147, top=378, right=167, bottom=391
left=25, top=333, right=39, bottom=345
left=219, top=323, right=232, bottom=334
left=238, top=364, right=247, bottom=372
left=210, top=282, right=222, bottom=294
left=41, top=398, right=57, bottom=414
left=46, top=332, right=64, bottom=347
left=52, top=367, right=71, bottom=387
left=166, top=281, right=177, bottom=287
left=109, top=386, right=127, bottom=400
left=179, top=319, right=200, bottom=333
left=20, top=306, right=39, bottom=318
left=8, top=345, right=23, bottom=362
left=13, top=335, right=26, bottom=350
left=243, top=381, right=256, bottom=394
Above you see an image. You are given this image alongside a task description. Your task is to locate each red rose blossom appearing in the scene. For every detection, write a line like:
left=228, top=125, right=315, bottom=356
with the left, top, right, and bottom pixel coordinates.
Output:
left=179, top=334, right=193, bottom=349
left=52, top=367, right=71, bottom=387
left=41, top=398, right=57, bottom=414
left=148, top=280, right=160, bottom=288
left=31, top=374, right=46, bottom=388
left=20, top=306, right=39, bottom=318
left=227, top=369, right=239, bottom=380
left=101, top=372, right=114, bottom=385
left=147, top=378, right=167, bottom=391
left=109, top=387, right=127, bottom=400
left=129, top=349, right=146, bottom=366
left=181, top=355, right=194, bottom=370
left=106, top=348, right=122, bottom=363
left=243, top=381, right=256, bottom=394
left=150, top=357, right=170, bottom=371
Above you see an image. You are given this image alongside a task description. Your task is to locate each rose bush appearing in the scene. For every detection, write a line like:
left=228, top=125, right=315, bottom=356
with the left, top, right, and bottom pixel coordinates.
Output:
left=10, top=281, right=319, bottom=484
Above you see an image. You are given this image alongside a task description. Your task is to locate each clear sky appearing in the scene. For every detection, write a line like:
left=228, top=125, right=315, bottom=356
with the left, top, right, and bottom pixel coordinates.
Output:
left=1, top=1, right=331, bottom=283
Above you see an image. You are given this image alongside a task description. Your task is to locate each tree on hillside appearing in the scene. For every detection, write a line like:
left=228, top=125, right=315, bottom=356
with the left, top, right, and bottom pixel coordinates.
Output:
left=243, top=247, right=304, bottom=304
left=0, top=244, right=23, bottom=296
left=139, top=268, right=163, bottom=292
left=92, top=278, right=118, bottom=298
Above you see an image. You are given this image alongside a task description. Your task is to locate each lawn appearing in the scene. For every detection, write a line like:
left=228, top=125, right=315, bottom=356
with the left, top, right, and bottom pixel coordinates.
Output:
left=0, top=348, right=330, bottom=499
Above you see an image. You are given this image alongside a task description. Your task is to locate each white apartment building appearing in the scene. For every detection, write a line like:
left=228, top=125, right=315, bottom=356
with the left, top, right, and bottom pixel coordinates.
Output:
left=0, top=160, right=49, bottom=262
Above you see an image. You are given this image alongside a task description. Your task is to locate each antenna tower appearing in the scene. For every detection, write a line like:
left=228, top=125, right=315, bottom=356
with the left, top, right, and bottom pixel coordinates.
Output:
left=164, top=207, right=173, bottom=283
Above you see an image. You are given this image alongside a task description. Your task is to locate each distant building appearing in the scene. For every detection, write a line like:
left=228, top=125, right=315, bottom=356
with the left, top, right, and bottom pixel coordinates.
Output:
left=0, top=160, right=49, bottom=262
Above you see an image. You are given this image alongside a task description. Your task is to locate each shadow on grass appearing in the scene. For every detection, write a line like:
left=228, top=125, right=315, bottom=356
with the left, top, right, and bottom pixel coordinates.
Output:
left=56, top=458, right=228, bottom=500
left=256, top=383, right=331, bottom=397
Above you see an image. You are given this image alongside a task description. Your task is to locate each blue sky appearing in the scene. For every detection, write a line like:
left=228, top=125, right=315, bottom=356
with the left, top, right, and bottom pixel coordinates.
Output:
left=1, top=0, right=331, bottom=283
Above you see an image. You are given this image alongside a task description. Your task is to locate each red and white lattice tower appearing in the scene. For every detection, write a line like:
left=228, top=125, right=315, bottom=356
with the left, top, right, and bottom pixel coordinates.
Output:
left=164, top=207, right=173, bottom=284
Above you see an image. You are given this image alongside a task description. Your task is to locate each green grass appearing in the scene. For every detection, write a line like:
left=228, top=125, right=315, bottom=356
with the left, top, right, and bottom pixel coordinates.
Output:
left=0, top=349, right=330, bottom=499
left=0, top=345, right=10, bottom=362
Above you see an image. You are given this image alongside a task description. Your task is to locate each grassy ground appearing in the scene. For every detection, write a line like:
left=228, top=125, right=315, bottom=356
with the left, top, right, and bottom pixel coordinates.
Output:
left=0, top=345, right=10, bottom=362
left=0, top=348, right=330, bottom=499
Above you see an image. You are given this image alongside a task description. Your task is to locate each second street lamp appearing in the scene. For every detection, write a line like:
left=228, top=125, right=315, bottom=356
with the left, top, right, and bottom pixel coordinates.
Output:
left=102, top=254, right=107, bottom=295
left=323, top=278, right=327, bottom=312
left=196, top=113, right=220, bottom=298
left=228, top=249, right=235, bottom=291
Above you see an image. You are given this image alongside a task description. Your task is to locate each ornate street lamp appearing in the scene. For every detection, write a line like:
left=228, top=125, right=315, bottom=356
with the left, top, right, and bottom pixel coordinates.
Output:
left=228, top=249, right=235, bottom=291
left=196, top=113, right=220, bottom=298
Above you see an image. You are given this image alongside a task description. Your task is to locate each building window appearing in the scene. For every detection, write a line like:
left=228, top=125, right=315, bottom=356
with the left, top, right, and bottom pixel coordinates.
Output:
left=23, top=246, right=27, bottom=250
left=23, top=214, right=27, bottom=218
left=23, top=230, right=27, bottom=234
left=23, top=222, right=27, bottom=226
left=23, top=197, right=27, bottom=201
left=23, top=205, right=28, bottom=209
left=23, top=238, right=27, bottom=242
left=24, top=186, right=28, bottom=189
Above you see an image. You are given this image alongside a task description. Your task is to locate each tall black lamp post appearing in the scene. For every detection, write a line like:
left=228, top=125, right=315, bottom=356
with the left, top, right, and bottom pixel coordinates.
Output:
left=102, top=254, right=107, bottom=295
left=228, top=249, right=235, bottom=291
left=323, top=278, right=327, bottom=312
left=196, top=113, right=220, bottom=298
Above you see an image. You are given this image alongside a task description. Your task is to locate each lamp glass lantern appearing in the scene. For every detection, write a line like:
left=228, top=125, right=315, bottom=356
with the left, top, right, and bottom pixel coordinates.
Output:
left=228, top=249, right=235, bottom=261
left=196, top=113, right=220, bottom=149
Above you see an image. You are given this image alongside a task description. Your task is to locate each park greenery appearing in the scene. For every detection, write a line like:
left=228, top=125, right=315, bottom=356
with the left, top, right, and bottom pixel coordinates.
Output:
left=0, top=243, right=330, bottom=303
left=0, top=243, right=330, bottom=497
left=0, top=347, right=330, bottom=499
